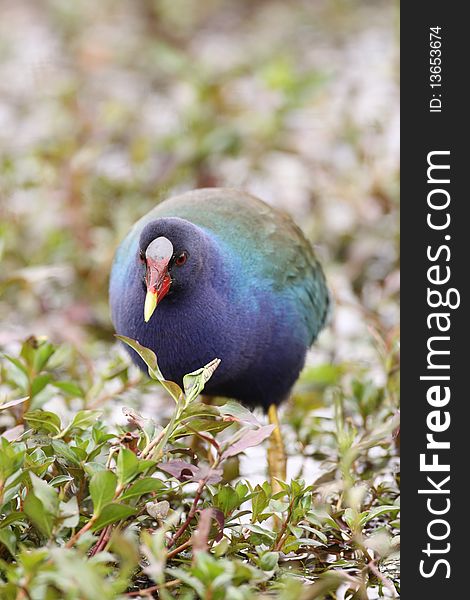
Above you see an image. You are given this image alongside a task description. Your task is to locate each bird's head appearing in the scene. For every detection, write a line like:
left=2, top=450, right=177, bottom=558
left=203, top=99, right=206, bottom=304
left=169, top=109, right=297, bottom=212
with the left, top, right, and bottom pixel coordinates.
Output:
left=138, top=218, right=207, bottom=322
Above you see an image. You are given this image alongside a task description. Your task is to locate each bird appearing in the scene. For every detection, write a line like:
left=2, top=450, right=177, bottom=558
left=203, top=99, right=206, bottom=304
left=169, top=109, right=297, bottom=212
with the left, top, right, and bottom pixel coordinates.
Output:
left=109, top=188, right=329, bottom=484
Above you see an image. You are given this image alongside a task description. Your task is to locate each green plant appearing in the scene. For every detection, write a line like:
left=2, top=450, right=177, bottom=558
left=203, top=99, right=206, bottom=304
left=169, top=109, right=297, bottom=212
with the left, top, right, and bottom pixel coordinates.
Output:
left=0, top=336, right=399, bottom=599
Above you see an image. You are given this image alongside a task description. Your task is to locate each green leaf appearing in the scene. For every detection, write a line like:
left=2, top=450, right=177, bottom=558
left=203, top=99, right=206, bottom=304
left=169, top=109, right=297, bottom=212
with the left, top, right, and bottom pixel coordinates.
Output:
left=219, top=400, right=260, bottom=426
left=59, top=496, right=79, bottom=529
left=167, top=568, right=205, bottom=598
left=269, top=499, right=289, bottom=514
left=52, top=381, right=85, bottom=398
left=30, top=374, right=52, bottom=397
left=0, top=512, right=27, bottom=530
left=3, top=354, right=29, bottom=377
left=244, top=523, right=277, bottom=544
left=343, top=507, right=357, bottom=530
left=251, top=485, right=268, bottom=522
left=116, top=448, right=139, bottom=486
left=0, top=527, right=17, bottom=556
left=300, top=363, right=344, bottom=387
left=137, top=459, right=156, bottom=473
left=19, top=546, right=49, bottom=570
left=191, top=551, right=227, bottom=581
left=180, top=401, right=221, bottom=420
left=214, top=487, right=240, bottom=515
left=20, top=338, right=36, bottom=370
left=49, top=475, right=74, bottom=487
left=84, top=461, right=107, bottom=477
left=290, top=479, right=306, bottom=497
left=235, top=482, right=248, bottom=501
left=2, top=356, right=29, bottom=392
left=298, top=524, right=328, bottom=544
left=116, top=335, right=183, bottom=401
left=359, top=505, right=400, bottom=527
left=115, top=335, right=159, bottom=372
left=259, top=551, right=279, bottom=571
left=25, top=410, right=61, bottom=434
left=51, top=440, right=83, bottom=467
left=283, top=537, right=324, bottom=552
left=175, top=418, right=231, bottom=439
left=33, top=340, right=55, bottom=373
left=213, top=537, right=229, bottom=557
left=24, top=492, right=54, bottom=537
left=183, top=358, right=221, bottom=403
left=120, top=477, right=164, bottom=501
left=45, top=547, right=109, bottom=597
left=89, top=470, right=117, bottom=516
left=91, top=503, right=136, bottom=531
left=69, top=409, right=101, bottom=430
left=29, top=472, right=59, bottom=515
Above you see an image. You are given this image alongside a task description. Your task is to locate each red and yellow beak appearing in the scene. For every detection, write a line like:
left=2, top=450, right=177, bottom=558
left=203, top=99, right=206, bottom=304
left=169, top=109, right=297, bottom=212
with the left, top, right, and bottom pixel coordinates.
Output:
left=144, top=257, right=171, bottom=322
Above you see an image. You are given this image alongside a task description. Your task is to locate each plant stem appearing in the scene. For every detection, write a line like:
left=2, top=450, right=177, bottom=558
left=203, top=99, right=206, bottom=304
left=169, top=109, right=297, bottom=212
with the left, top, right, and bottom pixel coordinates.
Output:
left=366, top=560, right=397, bottom=596
left=66, top=516, right=96, bottom=548
left=126, top=579, right=180, bottom=597
left=15, top=584, right=33, bottom=600
left=166, top=539, right=192, bottom=559
left=89, top=524, right=112, bottom=556
left=273, top=497, right=295, bottom=551
left=167, top=479, right=206, bottom=549
left=140, top=427, right=166, bottom=460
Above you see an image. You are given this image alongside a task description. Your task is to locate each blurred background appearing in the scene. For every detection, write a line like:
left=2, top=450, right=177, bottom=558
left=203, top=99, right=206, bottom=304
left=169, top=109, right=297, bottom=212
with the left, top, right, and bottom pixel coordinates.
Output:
left=0, top=0, right=399, bottom=422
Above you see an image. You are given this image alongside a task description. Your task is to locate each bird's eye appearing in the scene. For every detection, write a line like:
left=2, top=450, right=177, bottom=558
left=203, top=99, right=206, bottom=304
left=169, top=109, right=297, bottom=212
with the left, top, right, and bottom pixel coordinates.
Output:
left=139, top=250, right=145, bottom=263
left=175, top=252, right=188, bottom=267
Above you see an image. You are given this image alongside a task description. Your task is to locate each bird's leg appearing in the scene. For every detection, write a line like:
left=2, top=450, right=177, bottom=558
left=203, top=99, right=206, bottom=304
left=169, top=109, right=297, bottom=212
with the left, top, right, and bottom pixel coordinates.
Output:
left=267, top=403, right=287, bottom=493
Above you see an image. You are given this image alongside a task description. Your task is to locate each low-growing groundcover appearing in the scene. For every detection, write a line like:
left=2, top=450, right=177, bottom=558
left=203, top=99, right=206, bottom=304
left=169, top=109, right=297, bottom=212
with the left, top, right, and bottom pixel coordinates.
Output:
left=0, top=336, right=399, bottom=599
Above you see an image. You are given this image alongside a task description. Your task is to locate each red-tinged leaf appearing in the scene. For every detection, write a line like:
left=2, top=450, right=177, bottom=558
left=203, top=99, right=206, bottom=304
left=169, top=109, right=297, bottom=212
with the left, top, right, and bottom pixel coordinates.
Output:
left=0, top=425, right=25, bottom=442
left=182, top=427, right=222, bottom=448
left=122, top=406, right=155, bottom=431
left=211, top=508, right=225, bottom=542
left=158, top=460, right=222, bottom=484
left=192, top=508, right=212, bottom=555
left=158, top=460, right=197, bottom=481
left=193, top=507, right=225, bottom=555
left=194, top=463, right=223, bottom=484
left=221, top=425, right=275, bottom=459
left=0, top=396, right=29, bottom=411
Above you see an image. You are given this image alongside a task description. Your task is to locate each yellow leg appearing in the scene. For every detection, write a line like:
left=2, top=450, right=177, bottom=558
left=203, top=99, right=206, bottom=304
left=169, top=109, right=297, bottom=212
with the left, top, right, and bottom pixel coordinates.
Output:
left=267, top=403, right=287, bottom=493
